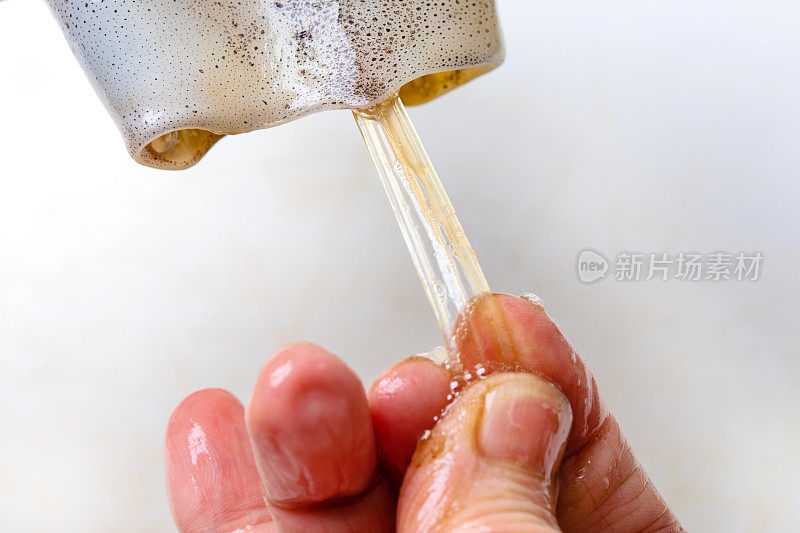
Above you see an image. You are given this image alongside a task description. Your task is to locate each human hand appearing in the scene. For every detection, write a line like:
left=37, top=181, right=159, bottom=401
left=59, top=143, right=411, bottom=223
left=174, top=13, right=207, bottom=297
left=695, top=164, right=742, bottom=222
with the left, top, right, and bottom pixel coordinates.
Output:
left=165, top=294, right=683, bottom=532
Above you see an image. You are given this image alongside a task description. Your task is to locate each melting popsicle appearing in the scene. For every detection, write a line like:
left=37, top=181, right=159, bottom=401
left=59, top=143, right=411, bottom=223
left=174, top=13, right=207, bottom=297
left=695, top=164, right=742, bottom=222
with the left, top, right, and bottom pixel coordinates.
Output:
left=46, top=0, right=503, bottom=168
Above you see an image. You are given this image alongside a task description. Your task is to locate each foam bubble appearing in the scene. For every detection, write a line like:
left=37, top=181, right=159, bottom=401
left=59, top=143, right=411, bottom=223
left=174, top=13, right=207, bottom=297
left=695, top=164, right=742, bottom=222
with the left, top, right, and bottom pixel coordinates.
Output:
left=46, top=0, right=504, bottom=169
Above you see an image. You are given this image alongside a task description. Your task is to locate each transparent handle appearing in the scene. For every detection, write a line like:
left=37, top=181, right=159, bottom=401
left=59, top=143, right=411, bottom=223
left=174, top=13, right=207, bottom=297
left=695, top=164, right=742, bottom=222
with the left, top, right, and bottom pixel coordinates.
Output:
left=353, top=94, right=490, bottom=355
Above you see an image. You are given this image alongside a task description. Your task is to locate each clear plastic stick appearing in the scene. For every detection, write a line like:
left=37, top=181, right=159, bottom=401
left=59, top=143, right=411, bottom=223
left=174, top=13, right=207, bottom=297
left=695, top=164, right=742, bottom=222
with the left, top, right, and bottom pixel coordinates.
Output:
left=353, top=93, right=491, bottom=356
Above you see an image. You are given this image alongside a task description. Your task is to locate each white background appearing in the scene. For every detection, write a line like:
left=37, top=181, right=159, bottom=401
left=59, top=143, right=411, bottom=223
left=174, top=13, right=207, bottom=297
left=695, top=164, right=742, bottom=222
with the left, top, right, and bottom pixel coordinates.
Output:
left=2, top=0, right=799, bottom=531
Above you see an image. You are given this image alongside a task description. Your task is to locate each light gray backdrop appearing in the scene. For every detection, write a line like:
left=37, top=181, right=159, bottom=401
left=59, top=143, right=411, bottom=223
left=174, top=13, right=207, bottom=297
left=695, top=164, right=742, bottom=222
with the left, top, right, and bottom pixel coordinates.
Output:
left=1, top=0, right=798, bottom=531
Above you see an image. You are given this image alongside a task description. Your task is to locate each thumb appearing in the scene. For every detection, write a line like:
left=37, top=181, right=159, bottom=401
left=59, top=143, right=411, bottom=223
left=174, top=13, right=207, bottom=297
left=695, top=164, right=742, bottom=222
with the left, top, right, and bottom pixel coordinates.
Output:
left=397, top=373, right=572, bottom=532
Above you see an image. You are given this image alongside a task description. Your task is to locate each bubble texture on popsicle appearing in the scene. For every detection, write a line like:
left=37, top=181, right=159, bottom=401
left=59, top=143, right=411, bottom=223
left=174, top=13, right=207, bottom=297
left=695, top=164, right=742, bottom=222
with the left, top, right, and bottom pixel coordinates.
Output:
left=46, top=0, right=504, bottom=169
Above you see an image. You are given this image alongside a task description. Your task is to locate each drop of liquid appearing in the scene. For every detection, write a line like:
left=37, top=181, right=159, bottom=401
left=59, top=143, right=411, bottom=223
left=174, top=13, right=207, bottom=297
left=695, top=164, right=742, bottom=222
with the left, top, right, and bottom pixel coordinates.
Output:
left=520, top=292, right=545, bottom=309
left=149, top=131, right=179, bottom=154
left=423, top=346, right=448, bottom=365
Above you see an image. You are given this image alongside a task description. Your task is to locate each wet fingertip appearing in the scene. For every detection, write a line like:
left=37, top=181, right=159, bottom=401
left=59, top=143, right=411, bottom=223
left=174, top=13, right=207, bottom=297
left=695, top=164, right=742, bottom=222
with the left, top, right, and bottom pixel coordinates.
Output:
left=166, top=389, right=246, bottom=471
left=173, top=387, right=240, bottom=408
left=458, top=295, right=610, bottom=457
left=165, top=388, right=269, bottom=533
left=261, top=341, right=331, bottom=375
left=167, top=388, right=243, bottom=435
left=367, top=355, right=451, bottom=438
left=367, top=356, right=452, bottom=487
left=254, top=342, right=361, bottom=399
left=368, top=355, right=449, bottom=400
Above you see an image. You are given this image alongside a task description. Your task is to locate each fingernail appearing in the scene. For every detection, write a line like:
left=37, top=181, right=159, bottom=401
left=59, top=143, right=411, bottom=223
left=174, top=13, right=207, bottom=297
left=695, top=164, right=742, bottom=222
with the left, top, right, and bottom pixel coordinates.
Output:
left=478, top=374, right=572, bottom=479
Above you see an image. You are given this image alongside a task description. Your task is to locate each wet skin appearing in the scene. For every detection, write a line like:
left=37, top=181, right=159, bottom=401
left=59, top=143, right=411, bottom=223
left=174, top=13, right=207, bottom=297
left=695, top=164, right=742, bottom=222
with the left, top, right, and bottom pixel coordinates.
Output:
left=165, top=294, right=684, bottom=532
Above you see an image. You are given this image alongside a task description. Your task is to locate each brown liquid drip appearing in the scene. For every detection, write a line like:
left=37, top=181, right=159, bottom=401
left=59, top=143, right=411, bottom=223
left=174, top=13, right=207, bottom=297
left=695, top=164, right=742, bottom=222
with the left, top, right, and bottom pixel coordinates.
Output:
left=144, top=129, right=223, bottom=168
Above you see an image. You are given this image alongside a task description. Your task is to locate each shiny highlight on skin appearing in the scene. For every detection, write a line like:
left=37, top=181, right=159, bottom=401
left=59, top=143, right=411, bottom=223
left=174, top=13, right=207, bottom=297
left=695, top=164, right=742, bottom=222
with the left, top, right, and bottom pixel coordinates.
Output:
left=398, top=373, right=572, bottom=533
left=454, top=294, right=609, bottom=455
left=164, top=295, right=684, bottom=532
left=165, top=389, right=272, bottom=532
